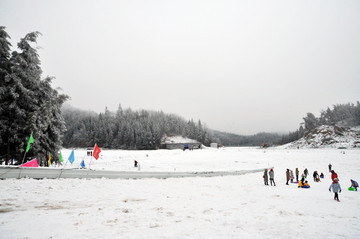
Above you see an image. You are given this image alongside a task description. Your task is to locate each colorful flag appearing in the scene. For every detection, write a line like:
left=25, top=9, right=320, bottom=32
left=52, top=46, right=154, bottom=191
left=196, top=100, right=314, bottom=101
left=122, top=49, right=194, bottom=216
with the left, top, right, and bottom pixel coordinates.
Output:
left=59, top=152, right=63, bottom=162
left=48, top=153, right=51, bottom=166
left=93, top=144, right=101, bottom=160
left=20, top=158, right=39, bottom=167
left=26, top=133, right=34, bottom=152
left=80, top=160, right=85, bottom=168
left=68, top=149, right=75, bottom=164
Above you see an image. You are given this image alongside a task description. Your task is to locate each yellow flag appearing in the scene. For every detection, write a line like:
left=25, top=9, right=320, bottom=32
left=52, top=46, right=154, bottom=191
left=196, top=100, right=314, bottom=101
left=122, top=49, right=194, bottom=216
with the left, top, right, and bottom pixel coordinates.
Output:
left=48, top=153, right=51, bottom=166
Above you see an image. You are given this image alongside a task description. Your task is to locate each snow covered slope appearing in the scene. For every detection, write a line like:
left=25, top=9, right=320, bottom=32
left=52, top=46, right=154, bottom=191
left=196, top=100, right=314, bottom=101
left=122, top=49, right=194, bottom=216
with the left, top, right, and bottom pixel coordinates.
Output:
left=286, top=125, right=360, bottom=149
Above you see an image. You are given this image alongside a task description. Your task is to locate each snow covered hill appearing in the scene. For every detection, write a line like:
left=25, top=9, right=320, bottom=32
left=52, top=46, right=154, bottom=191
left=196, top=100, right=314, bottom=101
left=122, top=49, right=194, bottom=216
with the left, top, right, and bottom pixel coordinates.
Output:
left=286, top=125, right=360, bottom=149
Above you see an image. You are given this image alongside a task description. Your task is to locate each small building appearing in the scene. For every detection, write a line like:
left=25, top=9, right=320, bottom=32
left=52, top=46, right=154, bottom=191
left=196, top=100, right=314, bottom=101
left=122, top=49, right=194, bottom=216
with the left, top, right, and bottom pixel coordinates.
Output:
left=160, top=135, right=202, bottom=150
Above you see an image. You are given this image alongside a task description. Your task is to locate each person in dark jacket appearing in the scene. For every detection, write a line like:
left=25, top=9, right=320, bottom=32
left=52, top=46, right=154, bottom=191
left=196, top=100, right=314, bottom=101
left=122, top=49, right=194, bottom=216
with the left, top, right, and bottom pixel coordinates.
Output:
left=313, top=171, right=319, bottom=182
left=329, top=178, right=341, bottom=201
left=304, top=168, right=308, bottom=178
left=269, top=169, right=276, bottom=186
left=295, top=168, right=299, bottom=182
left=328, top=163, right=332, bottom=172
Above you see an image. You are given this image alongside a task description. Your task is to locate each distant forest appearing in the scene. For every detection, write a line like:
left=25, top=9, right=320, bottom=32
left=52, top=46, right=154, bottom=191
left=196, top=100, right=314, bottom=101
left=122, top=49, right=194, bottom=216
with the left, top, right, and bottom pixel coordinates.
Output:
left=62, top=102, right=360, bottom=149
left=62, top=105, right=217, bottom=150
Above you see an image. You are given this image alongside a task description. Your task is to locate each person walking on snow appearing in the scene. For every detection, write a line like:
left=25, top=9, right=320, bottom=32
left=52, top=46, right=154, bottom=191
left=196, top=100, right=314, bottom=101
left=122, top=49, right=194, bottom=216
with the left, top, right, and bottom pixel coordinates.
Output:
left=328, top=163, right=332, bottom=172
left=304, top=168, right=309, bottom=178
left=269, top=169, right=276, bottom=186
left=263, top=169, right=269, bottom=185
left=286, top=169, right=290, bottom=185
left=329, top=178, right=341, bottom=202
left=290, top=170, right=294, bottom=183
left=295, top=168, right=299, bottom=182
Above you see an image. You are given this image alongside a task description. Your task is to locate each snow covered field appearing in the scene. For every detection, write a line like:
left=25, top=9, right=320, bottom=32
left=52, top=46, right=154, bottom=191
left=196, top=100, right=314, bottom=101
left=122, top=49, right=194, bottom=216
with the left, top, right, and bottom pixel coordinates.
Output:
left=1, top=147, right=360, bottom=239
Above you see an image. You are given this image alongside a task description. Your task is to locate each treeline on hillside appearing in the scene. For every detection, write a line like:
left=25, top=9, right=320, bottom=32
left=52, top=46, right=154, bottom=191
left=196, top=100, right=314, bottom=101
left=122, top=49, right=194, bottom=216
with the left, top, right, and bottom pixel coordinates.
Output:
left=279, top=102, right=360, bottom=145
left=62, top=105, right=217, bottom=150
left=213, top=131, right=282, bottom=147
left=0, top=27, right=68, bottom=165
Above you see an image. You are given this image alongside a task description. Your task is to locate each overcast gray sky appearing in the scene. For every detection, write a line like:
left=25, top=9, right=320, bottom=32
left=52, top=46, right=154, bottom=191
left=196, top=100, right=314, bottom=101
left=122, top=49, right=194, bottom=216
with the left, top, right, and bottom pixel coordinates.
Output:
left=1, top=0, right=359, bottom=135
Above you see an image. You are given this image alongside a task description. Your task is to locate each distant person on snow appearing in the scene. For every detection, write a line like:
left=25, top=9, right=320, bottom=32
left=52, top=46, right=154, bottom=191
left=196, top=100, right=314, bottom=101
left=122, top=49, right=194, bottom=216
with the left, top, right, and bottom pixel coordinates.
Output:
left=328, top=163, right=332, bottom=172
left=263, top=169, right=269, bottom=185
left=304, top=168, right=309, bottom=178
left=295, top=168, right=299, bottom=182
left=331, top=170, right=338, bottom=182
left=329, top=178, right=342, bottom=202
left=313, top=171, right=319, bottom=182
left=290, top=170, right=294, bottom=183
left=303, top=181, right=310, bottom=188
left=320, top=173, right=324, bottom=178
left=350, top=179, right=359, bottom=191
left=134, top=160, right=138, bottom=167
left=269, top=169, right=276, bottom=186
left=286, top=169, right=290, bottom=185
left=298, top=180, right=303, bottom=188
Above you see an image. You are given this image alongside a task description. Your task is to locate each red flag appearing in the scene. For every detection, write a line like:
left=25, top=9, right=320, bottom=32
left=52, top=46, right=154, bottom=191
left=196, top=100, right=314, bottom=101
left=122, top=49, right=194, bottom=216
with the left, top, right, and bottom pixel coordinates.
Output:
left=93, top=144, right=101, bottom=160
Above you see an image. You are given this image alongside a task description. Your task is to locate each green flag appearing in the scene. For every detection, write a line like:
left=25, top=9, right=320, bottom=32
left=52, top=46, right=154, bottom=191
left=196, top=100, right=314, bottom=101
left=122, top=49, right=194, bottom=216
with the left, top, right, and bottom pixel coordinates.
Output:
left=26, top=133, right=34, bottom=152
left=59, top=152, right=63, bottom=162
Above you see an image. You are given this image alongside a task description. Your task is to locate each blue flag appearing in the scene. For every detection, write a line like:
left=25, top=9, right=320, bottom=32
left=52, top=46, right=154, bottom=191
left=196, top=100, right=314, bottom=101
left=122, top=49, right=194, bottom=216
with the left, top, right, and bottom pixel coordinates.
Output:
left=80, top=160, right=85, bottom=168
left=68, top=150, right=75, bottom=165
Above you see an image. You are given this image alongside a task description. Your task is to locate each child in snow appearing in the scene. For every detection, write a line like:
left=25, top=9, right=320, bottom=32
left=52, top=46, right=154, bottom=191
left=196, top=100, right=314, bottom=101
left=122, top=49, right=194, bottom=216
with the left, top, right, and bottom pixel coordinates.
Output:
left=269, top=169, right=276, bottom=186
left=331, top=170, right=338, bottom=182
left=290, top=170, right=294, bottom=183
left=298, top=180, right=303, bottom=188
left=350, top=179, right=358, bottom=191
left=320, top=173, right=324, bottom=178
left=303, top=181, right=310, bottom=188
left=329, top=178, right=342, bottom=202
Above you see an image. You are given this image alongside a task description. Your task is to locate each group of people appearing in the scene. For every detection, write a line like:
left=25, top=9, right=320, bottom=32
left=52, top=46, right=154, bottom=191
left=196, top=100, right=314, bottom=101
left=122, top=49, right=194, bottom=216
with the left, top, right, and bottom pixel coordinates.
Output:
left=262, top=163, right=359, bottom=202
left=263, top=169, right=276, bottom=186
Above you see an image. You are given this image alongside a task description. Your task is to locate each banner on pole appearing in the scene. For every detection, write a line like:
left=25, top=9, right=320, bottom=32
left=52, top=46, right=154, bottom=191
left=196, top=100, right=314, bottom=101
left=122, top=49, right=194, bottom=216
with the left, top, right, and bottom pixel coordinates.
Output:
left=93, top=144, right=101, bottom=160
left=26, top=133, right=34, bottom=152
left=20, top=158, right=39, bottom=167
left=68, top=150, right=75, bottom=164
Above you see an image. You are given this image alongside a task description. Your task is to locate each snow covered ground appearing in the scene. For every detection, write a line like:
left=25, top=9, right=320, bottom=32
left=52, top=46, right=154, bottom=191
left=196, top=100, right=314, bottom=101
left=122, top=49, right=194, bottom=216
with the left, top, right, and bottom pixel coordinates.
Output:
left=1, top=147, right=360, bottom=239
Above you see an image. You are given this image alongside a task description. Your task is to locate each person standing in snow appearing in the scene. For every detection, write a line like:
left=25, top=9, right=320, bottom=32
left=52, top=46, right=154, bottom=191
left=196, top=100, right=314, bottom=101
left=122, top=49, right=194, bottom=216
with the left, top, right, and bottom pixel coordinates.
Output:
left=290, top=170, right=294, bottom=183
left=331, top=170, right=338, bottom=182
left=328, top=163, right=332, bottom=172
left=263, top=169, right=269, bottom=185
left=134, top=160, right=138, bottom=167
left=313, top=171, right=319, bottom=182
left=286, top=169, right=290, bottom=185
left=304, top=168, right=309, bottom=178
left=269, top=169, right=276, bottom=186
left=295, top=168, right=299, bottom=182
left=350, top=179, right=358, bottom=191
left=329, top=178, right=342, bottom=202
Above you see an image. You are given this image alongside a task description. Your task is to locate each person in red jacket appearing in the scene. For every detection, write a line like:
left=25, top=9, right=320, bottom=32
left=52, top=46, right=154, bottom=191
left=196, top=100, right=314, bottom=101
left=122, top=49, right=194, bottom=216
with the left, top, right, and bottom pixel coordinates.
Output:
left=331, top=170, right=338, bottom=182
